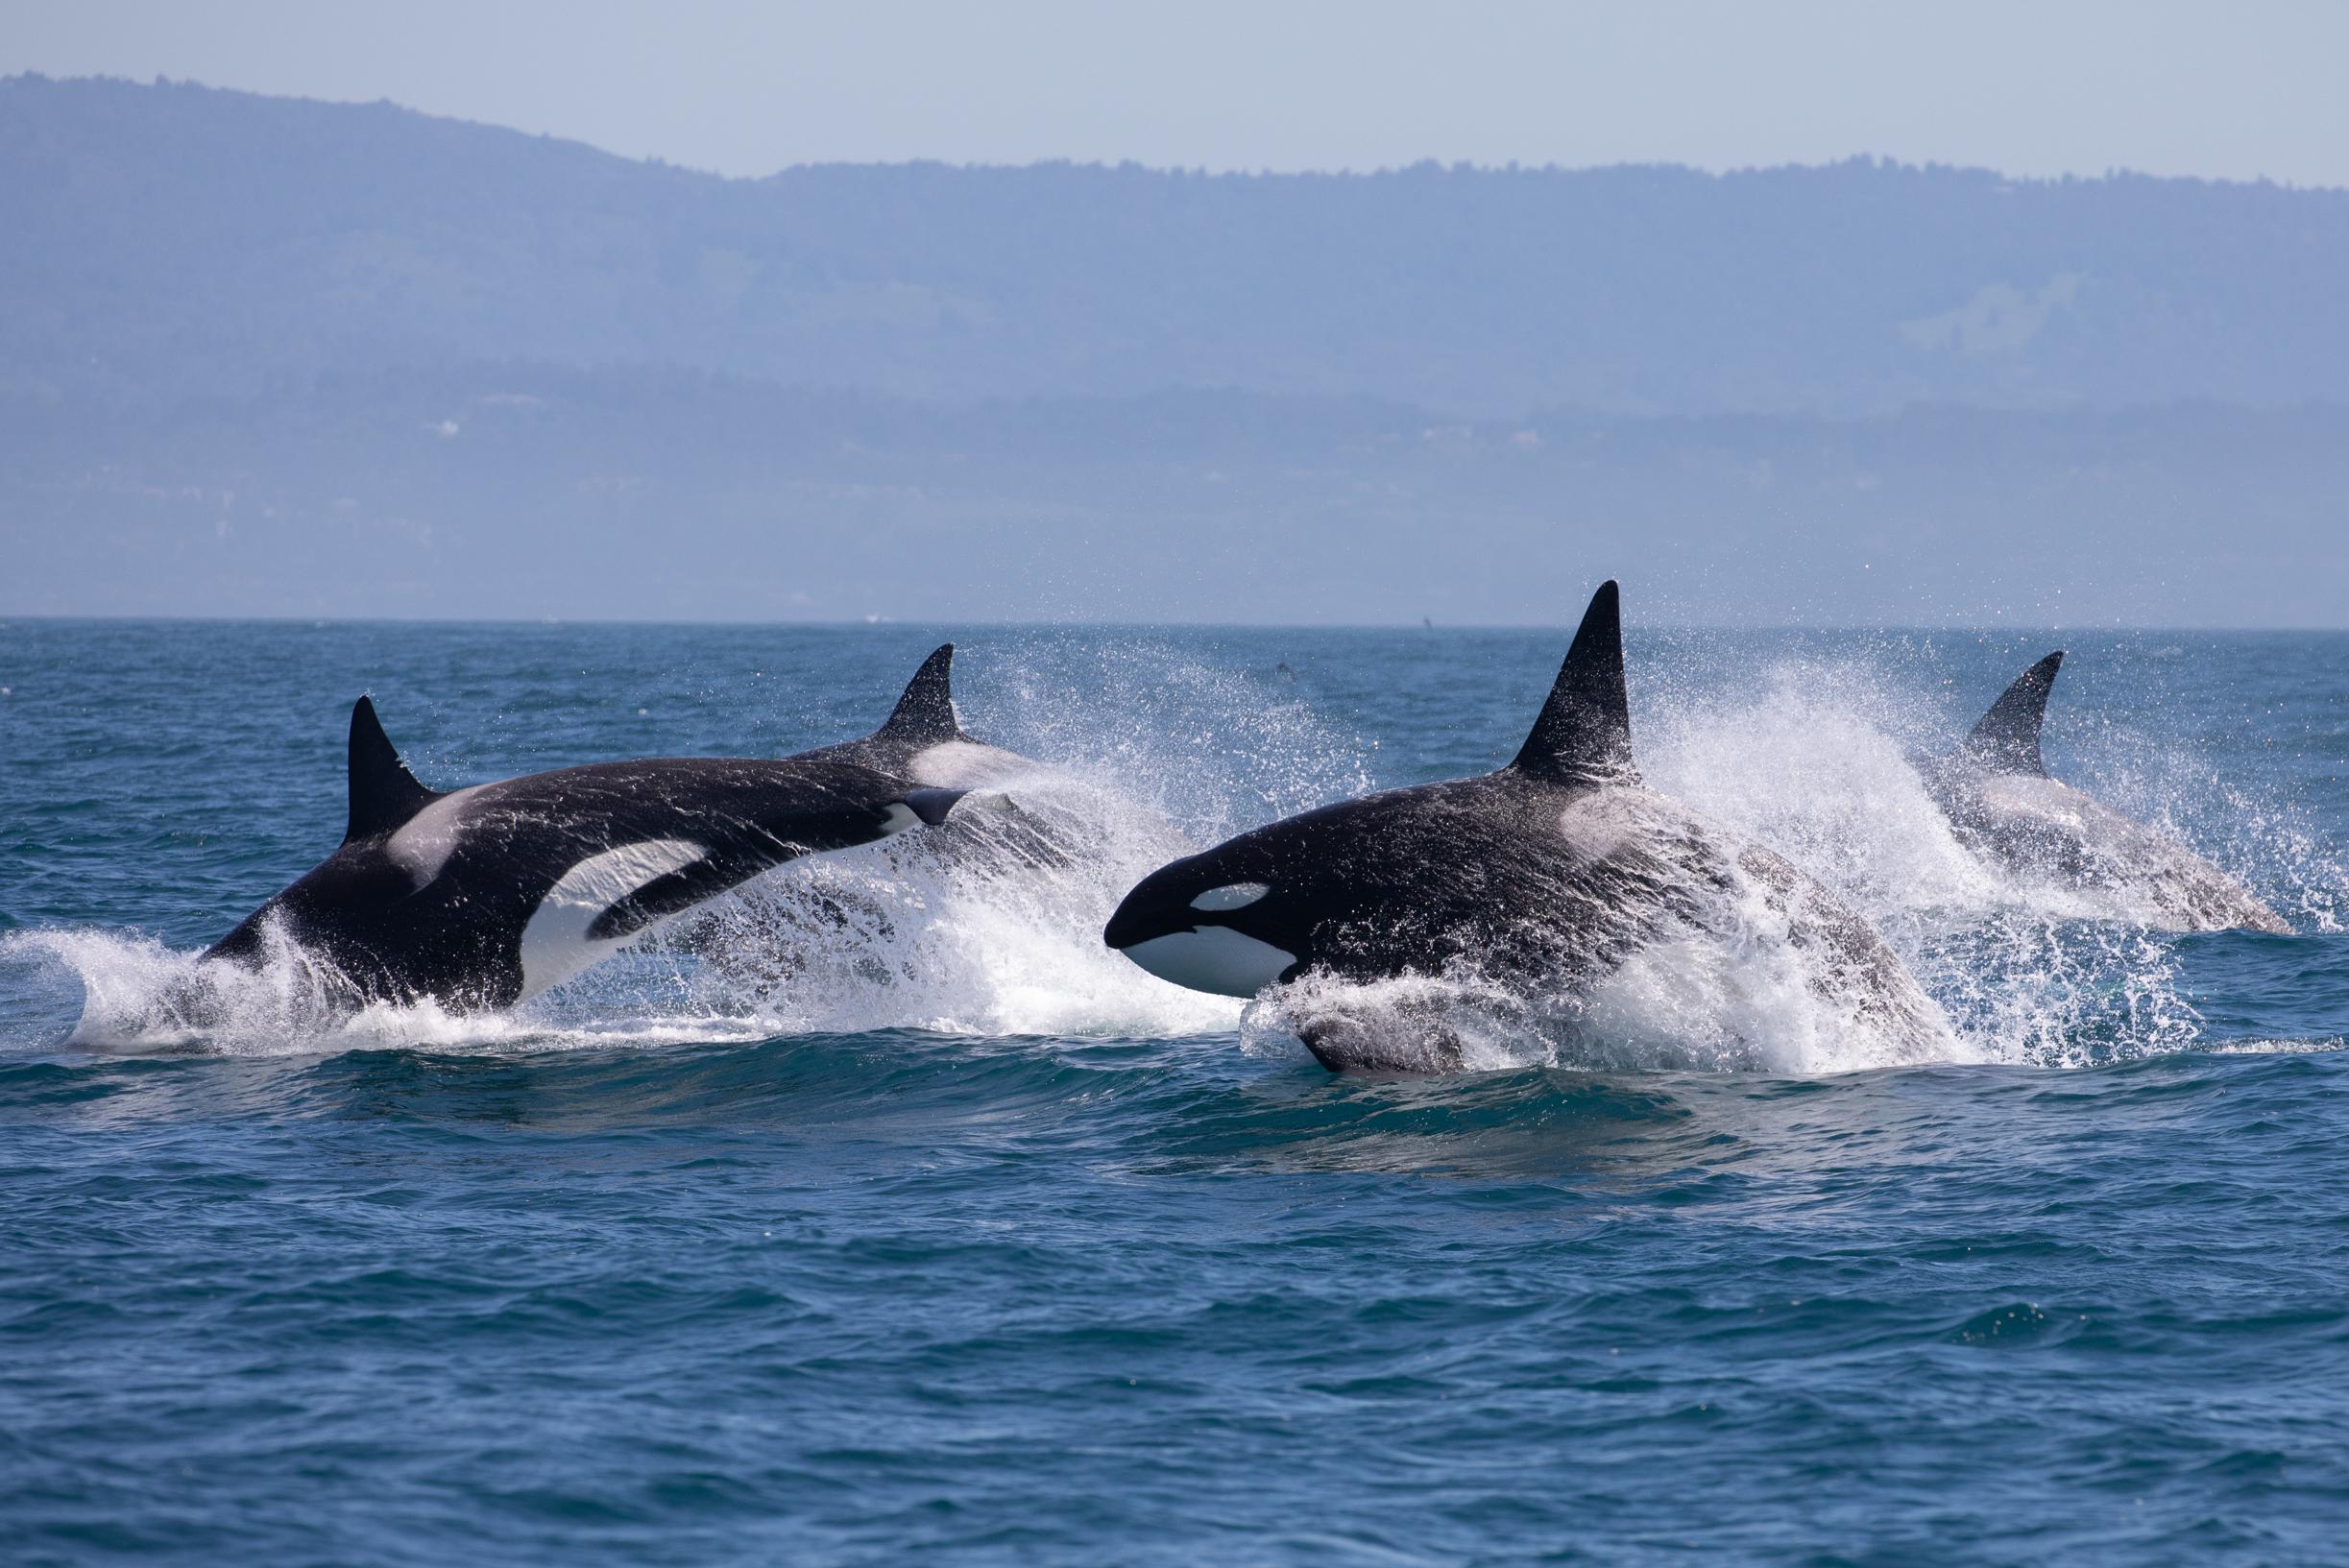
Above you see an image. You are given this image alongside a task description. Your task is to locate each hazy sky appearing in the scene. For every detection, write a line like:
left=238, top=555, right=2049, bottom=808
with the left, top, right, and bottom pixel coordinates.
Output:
left=7, top=0, right=2347, bottom=185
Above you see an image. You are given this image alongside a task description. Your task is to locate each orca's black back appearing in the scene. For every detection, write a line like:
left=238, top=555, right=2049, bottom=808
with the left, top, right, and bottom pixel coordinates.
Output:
left=208, top=755, right=917, bottom=1007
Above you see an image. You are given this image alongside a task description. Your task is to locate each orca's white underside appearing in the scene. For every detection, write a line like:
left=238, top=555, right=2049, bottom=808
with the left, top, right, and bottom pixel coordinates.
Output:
left=1122, top=926, right=1296, bottom=1000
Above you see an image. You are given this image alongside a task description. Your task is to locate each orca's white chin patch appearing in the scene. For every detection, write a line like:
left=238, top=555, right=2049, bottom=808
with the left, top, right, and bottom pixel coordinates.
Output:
left=1120, top=926, right=1297, bottom=999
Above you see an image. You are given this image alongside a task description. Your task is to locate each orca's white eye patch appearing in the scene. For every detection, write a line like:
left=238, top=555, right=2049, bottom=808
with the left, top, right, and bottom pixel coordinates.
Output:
left=1190, top=881, right=1271, bottom=912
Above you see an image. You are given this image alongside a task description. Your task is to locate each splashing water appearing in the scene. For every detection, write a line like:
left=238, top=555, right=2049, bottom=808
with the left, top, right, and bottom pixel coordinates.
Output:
left=4, top=629, right=2337, bottom=1073
left=1638, top=655, right=2337, bottom=1066
left=10, top=621, right=2349, bottom=1568
left=1238, top=817, right=1970, bottom=1077
left=632, top=640, right=1375, bottom=1041
left=0, top=924, right=794, bottom=1057
left=9, top=643, right=1366, bottom=1057
left=969, top=637, right=1377, bottom=837
left=1224, top=640, right=2340, bottom=1075
left=667, top=762, right=1242, bottom=1038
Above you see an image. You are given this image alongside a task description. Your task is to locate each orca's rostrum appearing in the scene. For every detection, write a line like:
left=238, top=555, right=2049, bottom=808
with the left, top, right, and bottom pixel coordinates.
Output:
left=204, top=646, right=993, bottom=1009
left=1103, top=583, right=1953, bottom=1071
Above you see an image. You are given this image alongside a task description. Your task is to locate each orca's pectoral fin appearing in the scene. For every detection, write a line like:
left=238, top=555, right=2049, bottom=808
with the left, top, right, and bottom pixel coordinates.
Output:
left=345, top=695, right=443, bottom=843
left=585, top=853, right=754, bottom=944
left=1511, top=580, right=1637, bottom=786
left=875, top=644, right=965, bottom=746
left=905, top=787, right=967, bottom=826
left=1964, top=651, right=2065, bottom=776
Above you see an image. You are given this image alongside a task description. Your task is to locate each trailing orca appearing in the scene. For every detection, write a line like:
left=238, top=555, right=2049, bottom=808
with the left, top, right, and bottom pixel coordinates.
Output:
left=1919, top=652, right=2289, bottom=933
left=673, top=654, right=1114, bottom=997
left=202, top=647, right=994, bottom=1010
left=1102, top=583, right=1951, bottom=1072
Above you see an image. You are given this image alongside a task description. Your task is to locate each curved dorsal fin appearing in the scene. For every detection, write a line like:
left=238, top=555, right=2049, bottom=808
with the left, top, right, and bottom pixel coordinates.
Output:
left=1511, top=580, right=1637, bottom=786
left=875, top=643, right=962, bottom=745
left=345, top=695, right=440, bottom=843
left=1964, top=651, right=2065, bottom=776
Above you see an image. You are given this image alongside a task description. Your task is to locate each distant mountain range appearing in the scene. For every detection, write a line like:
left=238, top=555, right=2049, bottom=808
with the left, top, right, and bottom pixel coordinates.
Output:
left=2, top=75, right=2344, bottom=624
left=8, top=73, right=2349, bottom=419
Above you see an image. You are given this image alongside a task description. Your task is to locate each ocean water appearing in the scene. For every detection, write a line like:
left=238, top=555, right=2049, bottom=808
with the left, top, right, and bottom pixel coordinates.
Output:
left=4, top=618, right=2348, bottom=1565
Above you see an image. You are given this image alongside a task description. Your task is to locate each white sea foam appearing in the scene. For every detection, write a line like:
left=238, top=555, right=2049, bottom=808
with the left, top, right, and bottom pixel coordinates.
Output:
left=6, top=769, right=1241, bottom=1056
left=1238, top=829, right=1972, bottom=1077
left=12, top=646, right=1338, bottom=1057
left=1231, top=652, right=2333, bottom=1075
left=8, top=643, right=2328, bottom=1073
left=652, top=643, right=1372, bottom=1040
left=1635, top=658, right=2330, bottom=1068
left=669, top=760, right=1243, bottom=1038
left=3, top=924, right=572, bottom=1056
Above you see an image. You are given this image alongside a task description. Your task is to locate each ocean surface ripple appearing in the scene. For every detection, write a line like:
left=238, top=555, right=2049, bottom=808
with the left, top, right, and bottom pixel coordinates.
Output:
left=4, top=620, right=2347, bottom=1564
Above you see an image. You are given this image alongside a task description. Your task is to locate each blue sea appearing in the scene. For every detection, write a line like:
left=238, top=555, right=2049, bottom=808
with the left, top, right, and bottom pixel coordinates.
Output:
left=4, top=618, right=2348, bottom=1565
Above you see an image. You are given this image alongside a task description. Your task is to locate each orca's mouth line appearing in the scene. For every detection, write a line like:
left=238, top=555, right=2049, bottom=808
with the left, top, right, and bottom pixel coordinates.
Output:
left=1102, top=905, right=1215, bottom=952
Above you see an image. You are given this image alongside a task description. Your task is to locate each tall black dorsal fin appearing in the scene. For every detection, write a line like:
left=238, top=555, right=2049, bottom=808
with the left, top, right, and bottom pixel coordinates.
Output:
left=1964, top=651, right=2065, bottom=776
left=1511, top=580, right=1637, bottom=785
left=875, top=643, right=962, bottom=745
left=345, top=696, right=440, bottom=843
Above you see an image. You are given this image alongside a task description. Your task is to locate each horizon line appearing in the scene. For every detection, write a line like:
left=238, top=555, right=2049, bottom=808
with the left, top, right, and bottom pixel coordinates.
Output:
left=6, top=613, right=2345, bottom=637
left=12, top=71, right=2347, bottom=197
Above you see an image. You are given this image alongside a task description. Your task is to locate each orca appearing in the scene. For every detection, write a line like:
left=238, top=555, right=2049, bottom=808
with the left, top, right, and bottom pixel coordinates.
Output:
left=673, top=653, right=1110, bottom=996
left=202, top=646, right=994, bottom=1010
left=1918, top=652, right=2289, bottom=933
left=1103, top=583, right=1950, bottom=1072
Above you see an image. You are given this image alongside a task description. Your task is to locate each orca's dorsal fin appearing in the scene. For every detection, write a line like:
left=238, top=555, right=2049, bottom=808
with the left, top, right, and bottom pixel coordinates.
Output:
left=345, top=695, right=440, bottom=843
left=875, top=643, right=962, bottom=746
left=1963, top=651, right=2064, bottom=776
left=1510, top=580, right=1637, bottom=786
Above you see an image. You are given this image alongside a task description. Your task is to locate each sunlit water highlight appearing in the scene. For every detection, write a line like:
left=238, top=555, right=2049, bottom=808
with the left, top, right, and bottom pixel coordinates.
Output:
left=4, top=620, right=2348, bottom=1563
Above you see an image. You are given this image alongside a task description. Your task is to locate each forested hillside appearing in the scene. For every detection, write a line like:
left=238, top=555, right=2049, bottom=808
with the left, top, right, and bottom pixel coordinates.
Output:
left=9, top=73, right=2348, bottom=417
left=5, top=74, right=2344, bottom=623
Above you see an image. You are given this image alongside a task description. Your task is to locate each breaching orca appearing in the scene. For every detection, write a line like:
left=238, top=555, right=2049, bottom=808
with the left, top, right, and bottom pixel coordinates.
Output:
left=202, top=646, right=994, bottom=1010
left=1103, top=583, right=1950, bottom=1072
left=673, top=653, right=1106, bottom=998
left=1919, top=652, right=2289, bottom=933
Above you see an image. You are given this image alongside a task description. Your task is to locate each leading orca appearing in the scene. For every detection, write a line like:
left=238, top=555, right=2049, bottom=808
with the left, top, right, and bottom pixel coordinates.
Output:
left=1918, top=652, right=2289, bottom=933
left=202, top=647, right=994, bottom=1010
left=1102, top=583, right=1951, bottom=1072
